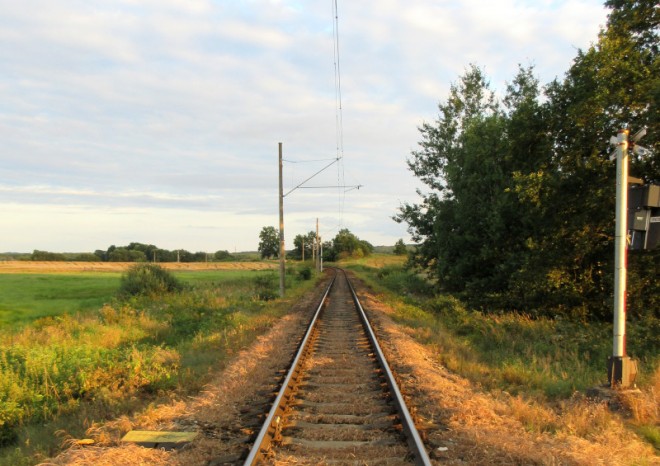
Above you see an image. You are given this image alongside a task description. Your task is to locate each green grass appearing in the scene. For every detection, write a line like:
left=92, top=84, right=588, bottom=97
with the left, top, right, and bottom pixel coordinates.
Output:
left=0, top=274, right=120, bottom=325
left=348, top=262, right=660, bottom=397
left=0, top=265, right=319, bottom=465
left=0, top=270, right=284, bottom=327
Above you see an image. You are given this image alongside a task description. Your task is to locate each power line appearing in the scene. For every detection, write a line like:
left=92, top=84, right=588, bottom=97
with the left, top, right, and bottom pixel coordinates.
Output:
left=283, top=157, right=337, bottom=163
left=332, top=0, right=347, bottom=231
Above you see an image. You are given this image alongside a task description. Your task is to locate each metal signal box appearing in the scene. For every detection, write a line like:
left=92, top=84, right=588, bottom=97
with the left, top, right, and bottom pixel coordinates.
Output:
left=645, top=184, right=660, bottom=208
left=628, top=183, right=660, bottom=251
left=632, top=209, right=650, bottom=231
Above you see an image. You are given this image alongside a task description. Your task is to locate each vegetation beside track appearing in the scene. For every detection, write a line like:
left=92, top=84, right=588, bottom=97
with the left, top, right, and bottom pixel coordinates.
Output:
left=345, top=257, right=660, bottom=451
left=0, top=265, right=318, bottom=465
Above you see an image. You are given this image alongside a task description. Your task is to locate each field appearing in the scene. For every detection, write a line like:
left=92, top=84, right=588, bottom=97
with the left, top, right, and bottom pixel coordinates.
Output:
left=0, top=261, right=277, bottom=326
left=0, top=261, right=314, bottom=465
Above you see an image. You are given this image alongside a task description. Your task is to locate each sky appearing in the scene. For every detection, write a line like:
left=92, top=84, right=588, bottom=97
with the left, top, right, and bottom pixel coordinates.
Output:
left=0, top=0, right=609, bottom=254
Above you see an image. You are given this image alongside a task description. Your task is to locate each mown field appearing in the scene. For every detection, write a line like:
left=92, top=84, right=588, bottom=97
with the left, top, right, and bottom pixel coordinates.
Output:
left=0, top=261, right=315, bottom=465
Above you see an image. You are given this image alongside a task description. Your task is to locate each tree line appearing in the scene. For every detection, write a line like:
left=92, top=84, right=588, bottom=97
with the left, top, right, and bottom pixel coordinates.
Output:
left=30, top=243, right=236, bottom=263
left=257, top=226, right=375, bottom=262
left=397, top=0, right=658, bottom=321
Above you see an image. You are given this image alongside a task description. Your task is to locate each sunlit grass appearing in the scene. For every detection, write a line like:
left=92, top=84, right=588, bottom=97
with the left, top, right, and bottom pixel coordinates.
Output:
left=0, top=266, right=318, bottom=465
left=348, top=262, right=660, bottom=449
left=0, top=273, right=120, bottom=325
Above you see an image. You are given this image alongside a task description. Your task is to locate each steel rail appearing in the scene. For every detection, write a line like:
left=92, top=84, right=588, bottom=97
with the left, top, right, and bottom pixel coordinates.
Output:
left=243, top=270, right=337, bottom=465
left=344, top=270, right=433, bottom=466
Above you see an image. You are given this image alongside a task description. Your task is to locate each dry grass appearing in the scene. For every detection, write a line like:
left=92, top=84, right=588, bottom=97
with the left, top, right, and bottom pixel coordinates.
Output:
left=37, top=274, right=659, bottom=466
left=0, top=261, right=275, bottom=274
left=355, top=282, right=659, bottom=465
left=38, top=275, right=330, bottom=466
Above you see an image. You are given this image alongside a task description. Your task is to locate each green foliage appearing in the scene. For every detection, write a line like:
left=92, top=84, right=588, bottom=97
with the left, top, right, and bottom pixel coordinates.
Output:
left=332, top=229, right=373, bottom=259
left=30, top=250, right=66, bottom=261
left=376, top=265, right=431, bottom=297
left=253, top=272, right=278, bottom=300
left=393, top=239, right=407, bottom=255
left=397, top=0, right=659, bottom=319
left=213, top=250, right=234, bottom=261
left=118, top=264, right=184, bottom=297
left=351, top=264, right=659, bottom=400
left=108, top=247, right=147, bottom=262
left=298, top=266, right=312, bottom=280
left=291, top=231, right=316, bottom=260
left=258, top=226, right=279, bottom=259
left=0, top=269, right=319, bottom=461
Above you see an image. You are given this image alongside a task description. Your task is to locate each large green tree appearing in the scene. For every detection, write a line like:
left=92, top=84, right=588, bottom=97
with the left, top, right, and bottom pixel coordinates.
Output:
left=332, top=229, right=373, bottom=259
left=397, top=0, right=658, bottom=319
left=258, top=226, right=279, bottom=259
left=398, top=65, right=546, bottom=299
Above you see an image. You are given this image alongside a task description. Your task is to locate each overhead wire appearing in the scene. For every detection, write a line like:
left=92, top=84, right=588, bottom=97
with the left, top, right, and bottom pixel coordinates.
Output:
left=332, top=0, right=346, bottom=232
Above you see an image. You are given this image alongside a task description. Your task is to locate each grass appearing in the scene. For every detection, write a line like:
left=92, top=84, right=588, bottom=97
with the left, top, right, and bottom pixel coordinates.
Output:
left=344, top=259, right=660, bottom=450
left=0, top=274, right=120, bottom=326
left=0, top=265, right=318, bottom=465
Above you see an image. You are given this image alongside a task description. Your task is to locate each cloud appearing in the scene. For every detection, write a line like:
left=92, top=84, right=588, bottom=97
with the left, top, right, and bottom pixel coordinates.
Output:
left=0, top=0, right=608, bottom=252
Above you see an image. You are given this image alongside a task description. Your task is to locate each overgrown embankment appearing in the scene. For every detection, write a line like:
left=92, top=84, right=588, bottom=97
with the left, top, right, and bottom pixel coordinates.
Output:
left=0, top=264, right=316, bottom=465
left=347, top=261, right=660, bottom=451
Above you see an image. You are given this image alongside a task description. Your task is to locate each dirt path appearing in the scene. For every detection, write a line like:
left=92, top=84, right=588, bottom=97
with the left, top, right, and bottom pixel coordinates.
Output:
left=41, top=273, right=658, bottom=466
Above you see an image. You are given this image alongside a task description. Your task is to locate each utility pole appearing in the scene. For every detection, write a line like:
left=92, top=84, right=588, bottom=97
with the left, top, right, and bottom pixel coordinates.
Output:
left=302, top=239, right=305, bottom=262
left=316, top=218, right=320, bottom=272
left=608, top=129, right=637, bottom=388
left=278, top=142, right=286, bottom=297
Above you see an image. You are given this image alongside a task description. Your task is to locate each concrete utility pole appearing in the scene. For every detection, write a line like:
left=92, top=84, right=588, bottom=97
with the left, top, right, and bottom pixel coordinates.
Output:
left=278, top=142, right=286, bottom=297
left=608, top=129, right=637, bottom=388
left=316, top=218, right=320, bottom=272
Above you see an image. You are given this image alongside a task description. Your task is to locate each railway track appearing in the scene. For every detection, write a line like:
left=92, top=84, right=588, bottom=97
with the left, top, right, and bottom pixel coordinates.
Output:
left=244, top=269, right=431, bottom=465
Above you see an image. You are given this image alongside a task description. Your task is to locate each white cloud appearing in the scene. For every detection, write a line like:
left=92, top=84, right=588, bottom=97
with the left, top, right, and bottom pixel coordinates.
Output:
left=0, top=0, right=609, bottom=252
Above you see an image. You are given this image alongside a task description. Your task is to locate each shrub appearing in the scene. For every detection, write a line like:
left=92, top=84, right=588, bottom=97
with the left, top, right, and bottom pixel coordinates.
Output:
left=118, top=264, right=184, bottom=297
left=298, top=266, right=312, bottom=280
left=253, top=273, right=278, bottom=301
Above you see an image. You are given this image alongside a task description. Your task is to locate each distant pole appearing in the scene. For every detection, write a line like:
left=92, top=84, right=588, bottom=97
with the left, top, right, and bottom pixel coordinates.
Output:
left=278, top=142, right=285, bottom=297
left=320, top=236, right=323, bottom=272
left=302, top=239, right=305, bottom=262
left=608, top=129, right=636, bottom=387
left=316, top=218, right=320, bottom=272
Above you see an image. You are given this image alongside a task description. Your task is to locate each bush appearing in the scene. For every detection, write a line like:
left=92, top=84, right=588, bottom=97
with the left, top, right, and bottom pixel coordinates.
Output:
left=118, top=264, right=184, bottom=297
left=253, top=273, right=278, bottom=301
left=298, top=266, right=312, bottom=280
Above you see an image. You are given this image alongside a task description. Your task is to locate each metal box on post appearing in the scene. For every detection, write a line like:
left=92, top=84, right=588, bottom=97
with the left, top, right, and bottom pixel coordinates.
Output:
left=632, top=209, right=650, bottom=231
left=644, top=184, right=660, bottom=208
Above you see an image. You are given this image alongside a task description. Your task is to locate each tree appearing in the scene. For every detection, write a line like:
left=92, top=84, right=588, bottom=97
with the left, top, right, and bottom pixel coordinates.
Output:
left=396, top=1, right=658, bottom=319
left=258, top=226, right=279, bottom=259
left=31, top=250, right=66, bottom=261
left=393, top=239, right=407, bottom=255
left=331, top=229, right=373, bottom=259
left=214, top=250, right=233, bottom=261
left=292, top=231, right=316, bottom=260
left=108, top=248, right=147, bottom=262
